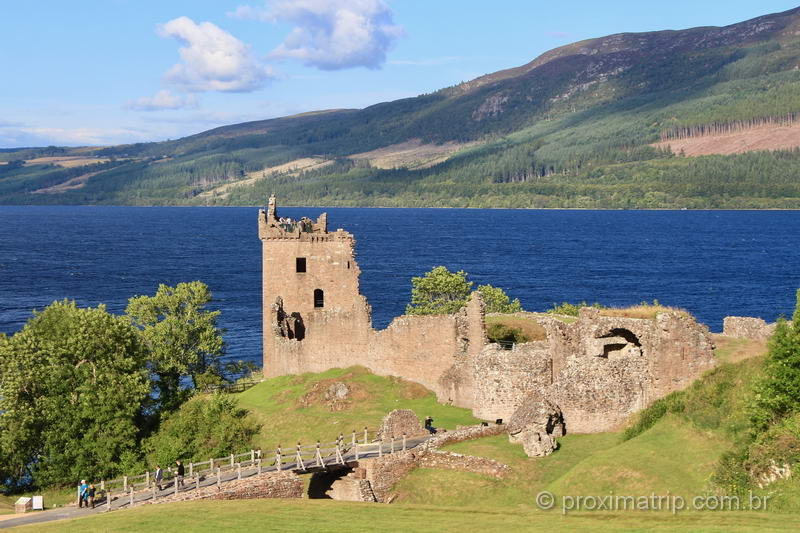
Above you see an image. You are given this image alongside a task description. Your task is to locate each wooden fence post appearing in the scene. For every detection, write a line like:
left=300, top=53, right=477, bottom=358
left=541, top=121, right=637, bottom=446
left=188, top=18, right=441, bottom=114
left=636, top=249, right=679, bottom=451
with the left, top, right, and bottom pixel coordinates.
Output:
left=258, top=458, right=263, bottom=475
left=378, top=439, right=383, bottom=457
left=174, top=477, right=179, bottom=496
left=355, top=443, right=359, bottom=461
left=189, top=462, right=193, bottom=478
left=100, top=480, right=105, bottom=491
left=145, top=470, right=150, bottom=488
left=237, top=463, right=242, bottom=480
left=216, top=467, right=221, bottom=488
left=106, top=490, right=111, bottom=511
left=230, top=454, right=234, bottom=467
left=363, top=426, right=368, bottom=444
left=250, top=450, right=255, bottom=463
left=129, top=488, right=134, bottom=507
left=123, top=475, right=128, bottom=492
left=195, top=475, right=200, bottom=491
left=390, top=435, right=395, bottom=453
left=210, top=458, right=214, bottom=471
left=316, top=441, right=322, bottom=467
left=352, top=430, right=356, bottom=448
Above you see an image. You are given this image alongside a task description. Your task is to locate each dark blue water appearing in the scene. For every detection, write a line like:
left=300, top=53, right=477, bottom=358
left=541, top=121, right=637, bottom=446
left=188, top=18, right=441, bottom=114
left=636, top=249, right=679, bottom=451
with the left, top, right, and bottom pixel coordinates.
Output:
left=1, top=206, right=799, bottom=367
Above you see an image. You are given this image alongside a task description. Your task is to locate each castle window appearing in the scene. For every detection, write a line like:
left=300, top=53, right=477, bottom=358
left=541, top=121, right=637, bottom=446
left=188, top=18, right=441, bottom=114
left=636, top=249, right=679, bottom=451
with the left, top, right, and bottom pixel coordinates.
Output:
left=314, top=289, right=324, bottom=308
left=296, top=257, right=307, bottom=273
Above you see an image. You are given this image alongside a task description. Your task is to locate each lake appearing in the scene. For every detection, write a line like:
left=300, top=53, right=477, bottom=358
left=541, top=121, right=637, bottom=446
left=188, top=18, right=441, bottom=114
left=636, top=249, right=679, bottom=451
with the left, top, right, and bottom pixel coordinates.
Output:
left=1, top=206, right=798, bottom=367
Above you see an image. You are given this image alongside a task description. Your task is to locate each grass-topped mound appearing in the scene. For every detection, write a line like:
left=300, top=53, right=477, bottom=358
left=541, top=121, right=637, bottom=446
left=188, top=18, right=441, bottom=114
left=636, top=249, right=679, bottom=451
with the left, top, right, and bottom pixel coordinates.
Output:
left=235, top=366, right=479, bottom=451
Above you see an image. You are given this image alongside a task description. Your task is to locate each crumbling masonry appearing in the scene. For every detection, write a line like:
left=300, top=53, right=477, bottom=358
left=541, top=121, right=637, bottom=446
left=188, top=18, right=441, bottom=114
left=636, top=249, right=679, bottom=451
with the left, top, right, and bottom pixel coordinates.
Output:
left=260, top=198, right=718, bottom=433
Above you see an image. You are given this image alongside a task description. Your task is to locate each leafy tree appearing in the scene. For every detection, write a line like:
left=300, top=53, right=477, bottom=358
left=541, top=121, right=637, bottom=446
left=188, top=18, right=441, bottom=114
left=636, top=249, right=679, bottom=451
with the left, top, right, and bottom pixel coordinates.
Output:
left=405, top=266, right=473, bottom=315
left=749, top=289, right=800, bottom=433
left=126, top=281, right=225, bottom=415
left=144, top=393, right=260, bottom=467
left=0, top=300, right=148, bottom=489
left=477, top=284, right=522, bottom=314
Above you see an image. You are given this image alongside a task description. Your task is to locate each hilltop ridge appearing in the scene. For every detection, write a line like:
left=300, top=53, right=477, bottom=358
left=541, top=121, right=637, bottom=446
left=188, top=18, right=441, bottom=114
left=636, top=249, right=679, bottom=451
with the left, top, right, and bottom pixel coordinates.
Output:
left=3, top=6, right=800, bottom=207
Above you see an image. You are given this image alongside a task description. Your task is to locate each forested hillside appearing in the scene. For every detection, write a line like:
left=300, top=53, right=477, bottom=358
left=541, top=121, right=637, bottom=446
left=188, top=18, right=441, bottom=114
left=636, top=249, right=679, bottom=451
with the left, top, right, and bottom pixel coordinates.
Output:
left=3, top=7, right=800, bottom=208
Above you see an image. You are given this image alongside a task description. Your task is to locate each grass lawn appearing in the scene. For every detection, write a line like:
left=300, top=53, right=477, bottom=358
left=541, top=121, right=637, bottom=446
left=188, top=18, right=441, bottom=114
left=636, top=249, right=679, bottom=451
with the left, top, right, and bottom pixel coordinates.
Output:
left=9, top=499, right=800, bottom=532
left=0, top=486, right=77, bottom=513
left=235, top=366, right=479, bottom=452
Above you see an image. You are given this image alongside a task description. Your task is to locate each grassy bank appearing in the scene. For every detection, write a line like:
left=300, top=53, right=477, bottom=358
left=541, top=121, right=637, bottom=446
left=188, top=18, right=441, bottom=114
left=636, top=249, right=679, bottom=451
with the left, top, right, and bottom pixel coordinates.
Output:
left=235, top=366, right=479, bottom=451
left=9, top=499, right=800, bottom=532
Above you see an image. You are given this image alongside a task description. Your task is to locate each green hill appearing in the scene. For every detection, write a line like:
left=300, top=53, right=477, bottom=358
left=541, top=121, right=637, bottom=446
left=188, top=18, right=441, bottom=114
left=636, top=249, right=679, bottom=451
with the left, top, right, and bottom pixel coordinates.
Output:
left=4, top=7, right=800, bottom=207
left=235, top=366, right=478, bottom=451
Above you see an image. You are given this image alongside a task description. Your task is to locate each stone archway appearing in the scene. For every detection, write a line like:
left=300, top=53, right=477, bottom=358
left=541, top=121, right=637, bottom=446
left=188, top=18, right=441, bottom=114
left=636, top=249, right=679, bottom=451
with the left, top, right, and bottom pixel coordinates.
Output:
left=597, top=328, right=642, bottom=359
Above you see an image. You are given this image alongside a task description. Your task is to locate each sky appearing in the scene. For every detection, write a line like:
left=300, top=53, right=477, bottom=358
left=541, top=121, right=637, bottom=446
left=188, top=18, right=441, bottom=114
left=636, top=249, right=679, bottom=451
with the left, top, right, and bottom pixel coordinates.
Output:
left=1, top=0, right=799, bottom=148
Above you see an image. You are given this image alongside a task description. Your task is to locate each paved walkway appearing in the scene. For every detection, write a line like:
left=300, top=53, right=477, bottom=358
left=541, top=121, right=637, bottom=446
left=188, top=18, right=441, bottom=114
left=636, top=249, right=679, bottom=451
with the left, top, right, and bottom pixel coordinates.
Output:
left=0, top=435, right=433, bottom=529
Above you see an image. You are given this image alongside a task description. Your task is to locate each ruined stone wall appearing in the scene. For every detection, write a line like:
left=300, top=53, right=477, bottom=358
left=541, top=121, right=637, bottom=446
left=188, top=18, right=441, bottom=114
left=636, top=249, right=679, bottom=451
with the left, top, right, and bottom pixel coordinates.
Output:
left=361, top=424, right=509, bottom=502
left=723, top=316, right=776, bottom=341
left=471, top=343, right=552, bottom=421
left=142, top=471, right=303, bottom=506
left=417, top=450, right=510, bottom=478
left=473, top=309, right=716, bottom=433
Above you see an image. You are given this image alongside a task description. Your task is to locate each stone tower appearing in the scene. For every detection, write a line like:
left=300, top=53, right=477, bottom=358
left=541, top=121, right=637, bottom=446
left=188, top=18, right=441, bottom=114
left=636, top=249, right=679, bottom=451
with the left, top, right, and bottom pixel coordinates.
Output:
left=258, top=195, right=371, bottom=375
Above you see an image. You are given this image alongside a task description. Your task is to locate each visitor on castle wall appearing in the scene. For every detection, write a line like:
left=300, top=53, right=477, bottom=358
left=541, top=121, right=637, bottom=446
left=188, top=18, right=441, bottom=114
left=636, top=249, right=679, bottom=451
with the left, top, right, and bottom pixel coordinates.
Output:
left=154, top=465, right=164, bottom=491
left=424, top=416, right=437, bottom=434
left=78, top=479, right=89, bottom=508
left=176, top=460, right=185, bottom=487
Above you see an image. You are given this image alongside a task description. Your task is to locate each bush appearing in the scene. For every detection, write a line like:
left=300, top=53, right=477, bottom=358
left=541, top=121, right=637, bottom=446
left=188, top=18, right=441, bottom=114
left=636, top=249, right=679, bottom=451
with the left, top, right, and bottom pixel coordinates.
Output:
left=546, top=301, right=606, bottom=316
left=487, top=324, right=529, bottom=346
left=144, top=393, right=261, bottom=467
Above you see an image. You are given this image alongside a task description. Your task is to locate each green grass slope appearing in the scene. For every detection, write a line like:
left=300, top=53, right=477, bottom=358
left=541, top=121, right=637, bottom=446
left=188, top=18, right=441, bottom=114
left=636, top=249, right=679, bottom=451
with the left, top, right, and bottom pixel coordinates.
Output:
left=9, top=499, right=800, bottom=532
left=235, top=366, right=478, bottom=451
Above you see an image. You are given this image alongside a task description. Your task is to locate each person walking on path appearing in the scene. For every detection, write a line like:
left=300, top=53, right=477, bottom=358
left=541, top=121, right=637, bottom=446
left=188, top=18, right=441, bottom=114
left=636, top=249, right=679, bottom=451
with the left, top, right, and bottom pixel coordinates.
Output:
left=154, top=465, right=164, bottom=491
left=176, top=460, right=185, bottom=488
left=78, top=480, right=89, bottom=508
left=87, top=484, right=96, bottom=509
left=424, top=416, right=436, bottom=434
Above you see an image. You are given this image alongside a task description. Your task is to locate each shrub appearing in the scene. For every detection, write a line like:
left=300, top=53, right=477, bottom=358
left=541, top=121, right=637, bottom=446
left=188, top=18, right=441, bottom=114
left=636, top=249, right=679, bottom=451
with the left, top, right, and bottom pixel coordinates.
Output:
left=487, top=324, right=529, bottom=346
left=144, top=393, right=261, bottom=467
left=546, top=301, right=606, bottom=316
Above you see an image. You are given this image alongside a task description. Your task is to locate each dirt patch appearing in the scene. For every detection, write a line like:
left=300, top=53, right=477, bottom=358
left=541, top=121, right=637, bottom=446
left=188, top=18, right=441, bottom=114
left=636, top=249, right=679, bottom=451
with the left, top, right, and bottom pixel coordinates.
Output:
left=599, top=305, right=688, bottom=320
left=297, top=374, right=370, bottom=411
left=652, top=122, right=800, bottom=156
left=349, top=139, right=480, bottom=170
left=711, top=334, right=768, bottom=363
left=24, top=156, right=111, bottom=168
left=197, top=157, right=332, bottom=199
left=31, top=169, right=107, bottom=194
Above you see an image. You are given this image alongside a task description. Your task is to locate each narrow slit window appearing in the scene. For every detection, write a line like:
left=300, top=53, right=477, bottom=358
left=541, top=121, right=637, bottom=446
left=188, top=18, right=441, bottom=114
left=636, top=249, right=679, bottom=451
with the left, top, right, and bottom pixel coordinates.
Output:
left=296, top=257, right=306, bottom=273
left=314, top=289, right=324, bottom=308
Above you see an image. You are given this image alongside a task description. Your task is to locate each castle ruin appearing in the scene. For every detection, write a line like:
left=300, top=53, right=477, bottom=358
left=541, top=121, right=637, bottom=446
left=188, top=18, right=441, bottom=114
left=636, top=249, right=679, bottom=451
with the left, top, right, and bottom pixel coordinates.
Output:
left=259, top=197, right=717, bottom=433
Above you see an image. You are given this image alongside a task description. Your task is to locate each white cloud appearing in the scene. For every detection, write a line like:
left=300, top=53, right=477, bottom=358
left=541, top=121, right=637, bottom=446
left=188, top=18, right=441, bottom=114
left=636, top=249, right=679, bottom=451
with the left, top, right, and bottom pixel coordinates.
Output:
left=0, top=125, right=151, bottom=147
left=231, top=0, right=404, bottom=70
left=124, top=90, right=199, bottom=111
left=157, top=16, right=274, bottom=92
